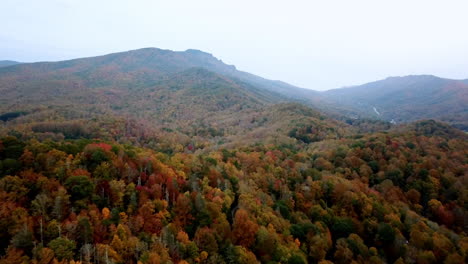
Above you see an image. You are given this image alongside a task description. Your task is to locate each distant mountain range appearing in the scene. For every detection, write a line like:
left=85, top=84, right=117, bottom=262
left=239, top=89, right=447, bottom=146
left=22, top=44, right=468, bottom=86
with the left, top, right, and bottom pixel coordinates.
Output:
left=321, top=75, right=468, bottom=130
left=0, top=48, right=466, bottom=135
left=0, top=60, right=21, bottom=67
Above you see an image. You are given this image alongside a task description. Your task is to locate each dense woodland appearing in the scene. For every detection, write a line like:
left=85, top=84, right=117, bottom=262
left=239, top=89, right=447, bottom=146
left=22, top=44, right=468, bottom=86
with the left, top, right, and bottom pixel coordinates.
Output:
left=0, top=48, right=467, bottom=264
left=0, top=119, right=466, bottom=264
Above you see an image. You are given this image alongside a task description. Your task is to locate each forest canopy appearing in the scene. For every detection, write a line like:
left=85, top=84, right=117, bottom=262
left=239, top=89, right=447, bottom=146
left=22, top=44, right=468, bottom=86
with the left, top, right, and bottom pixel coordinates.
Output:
left=0, top=120, right=466, bottom=264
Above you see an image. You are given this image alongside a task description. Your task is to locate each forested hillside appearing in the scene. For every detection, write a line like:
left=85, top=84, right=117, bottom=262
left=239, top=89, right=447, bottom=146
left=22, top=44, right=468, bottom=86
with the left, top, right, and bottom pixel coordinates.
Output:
left=322, top=75, right=468, bottom=129
left=0, top=120, right=466, bottom=263
left=1, top=49, right=466, bottom=130
left=0, top=48, right=351, bottom=154
left=0, top=48, right=467, bottom=264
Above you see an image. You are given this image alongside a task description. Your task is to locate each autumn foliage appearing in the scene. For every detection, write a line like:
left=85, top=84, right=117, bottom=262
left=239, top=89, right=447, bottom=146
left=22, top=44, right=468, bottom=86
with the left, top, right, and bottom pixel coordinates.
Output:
left=0, top=120, right=467, bottom=263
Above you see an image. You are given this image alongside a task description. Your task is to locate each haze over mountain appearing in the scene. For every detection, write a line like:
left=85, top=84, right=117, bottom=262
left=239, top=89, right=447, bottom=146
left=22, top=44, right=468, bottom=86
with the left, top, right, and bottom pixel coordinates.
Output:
left=4, top=0, right=468, bottom=90
left=322, top=75, right=468, bottom=130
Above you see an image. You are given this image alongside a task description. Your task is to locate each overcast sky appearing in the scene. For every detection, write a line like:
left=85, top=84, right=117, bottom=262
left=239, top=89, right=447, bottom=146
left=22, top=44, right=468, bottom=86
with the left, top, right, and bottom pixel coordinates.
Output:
left=1, top=0, right=467, bottom=90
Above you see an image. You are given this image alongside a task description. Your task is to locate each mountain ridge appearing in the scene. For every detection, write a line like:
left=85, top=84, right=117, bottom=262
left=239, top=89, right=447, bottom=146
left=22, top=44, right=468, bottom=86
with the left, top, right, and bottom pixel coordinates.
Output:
left=1, top=48, right=466, bottom=131
left=0, top=60, right=21, bottom=68
left=1, top=48, right=348, bottom=151
left=320, top=74, right=468, bottom=129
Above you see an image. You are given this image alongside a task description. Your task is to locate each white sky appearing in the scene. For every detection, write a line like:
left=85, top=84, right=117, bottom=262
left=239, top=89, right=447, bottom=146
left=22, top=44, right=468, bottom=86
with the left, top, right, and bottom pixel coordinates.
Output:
left=1, top=0, right=467, bottom=90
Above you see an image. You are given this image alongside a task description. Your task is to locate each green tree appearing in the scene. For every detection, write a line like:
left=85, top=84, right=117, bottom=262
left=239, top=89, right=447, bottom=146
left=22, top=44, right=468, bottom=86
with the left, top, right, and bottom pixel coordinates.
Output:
left=376, top=223, right=395, bottom=244
left=332, top=217, right=354, bottom=239
left=11, top=227, right=34, bottom=252
left=48, top=237, right=76, bottom=260
left=64, top=175, right=95, bottom=201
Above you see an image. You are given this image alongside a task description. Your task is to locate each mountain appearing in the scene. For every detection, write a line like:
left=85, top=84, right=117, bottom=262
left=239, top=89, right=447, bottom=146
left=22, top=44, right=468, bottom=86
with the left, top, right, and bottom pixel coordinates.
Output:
left=0, top=48, right=314, bottom=107
left=0, top=48, right=345, bottom=151
left=0, top=48, right=286, bottom=112
left=0, top=48, right=313, bottom=99
left=0, top=60, right=21, bottom=67
left=3, top=49, right=465, bottom=130
left=321, top=75, right=468, bottom=129
left=1, top=48, right=466, bottom=147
